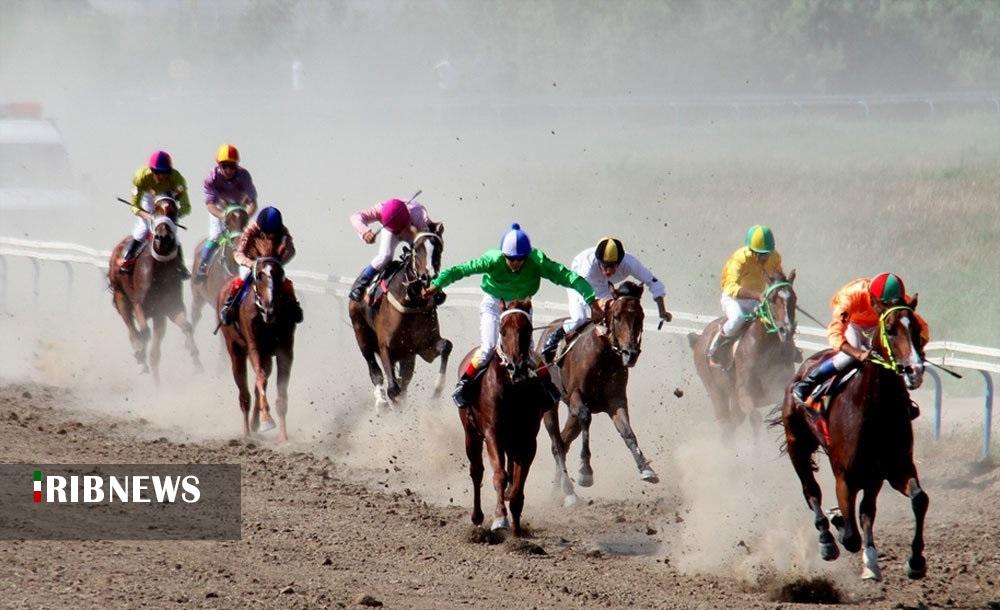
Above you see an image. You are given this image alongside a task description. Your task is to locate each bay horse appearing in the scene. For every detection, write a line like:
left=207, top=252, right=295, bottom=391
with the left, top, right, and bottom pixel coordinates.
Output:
left=777, top=302, right=928, bottom=581
left=689, top=272, right=799, bottom=435
left=218, top=257, right=297, bottom=442
left=459, top=299, right=576, bottom=536
left=108, top=197, right=202, bottom=385
left=539, top=280, right=658, bottom=488
left=348, top=226, right=452, bottom=408
left=190, top=206, right=250, bottom=331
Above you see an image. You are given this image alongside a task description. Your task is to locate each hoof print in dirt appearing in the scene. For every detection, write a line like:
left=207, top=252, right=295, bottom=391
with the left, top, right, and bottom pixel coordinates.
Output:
left=505, top=538, right=546, bottom=555
left=352, top=593, right=383, bottom=607
left=463, top=526, right=505, bottom=545
left=768, top=577, right=842, bottom=604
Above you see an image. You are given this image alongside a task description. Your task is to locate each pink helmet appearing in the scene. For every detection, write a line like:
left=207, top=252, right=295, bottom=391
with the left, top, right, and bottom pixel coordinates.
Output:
left=380, top=198, right=411, bottom=234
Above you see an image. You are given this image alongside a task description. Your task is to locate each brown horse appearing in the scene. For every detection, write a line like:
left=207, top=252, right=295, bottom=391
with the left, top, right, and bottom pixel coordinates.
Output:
left=777, top=302, right=928, bottom=581
left=218, top=257, right=297, bottom=442
left=108, top=198, right=201, bottom=385
left=459, top=299, right=576, bottom=535
left=689, top=272, right=799, bottom=435
left=190, top=206, right=250, bottom=331
left=349, top=227, right=452, bottom=408
left=539, top=280, right=659, bottom=488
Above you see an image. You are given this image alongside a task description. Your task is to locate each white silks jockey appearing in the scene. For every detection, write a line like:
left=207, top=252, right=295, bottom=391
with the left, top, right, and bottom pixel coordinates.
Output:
left=541, top=237, right=672, bottom=363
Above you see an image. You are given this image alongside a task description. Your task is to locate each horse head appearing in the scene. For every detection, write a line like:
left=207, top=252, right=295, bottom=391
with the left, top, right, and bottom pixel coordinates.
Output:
left=151, top=216, right=179, bottom=262
left=605, top=280, right=645, bottom=367
left=762, top=270, right=797, bottom=343
left=497, top=299, right=533, bottom=383
left=875, top=298, right=925, bottom=390
left=223, top=205, right=250, bottom=234
left=253, top=257, right=286, bottom=324
left=153, top=195, right=180, bottom=224
left=411, top=225, right=444, bottom=282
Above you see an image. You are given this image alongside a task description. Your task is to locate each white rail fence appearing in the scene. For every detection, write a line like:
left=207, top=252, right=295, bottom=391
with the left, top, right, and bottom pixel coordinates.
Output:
left=1, top=236, right=996, bottom=461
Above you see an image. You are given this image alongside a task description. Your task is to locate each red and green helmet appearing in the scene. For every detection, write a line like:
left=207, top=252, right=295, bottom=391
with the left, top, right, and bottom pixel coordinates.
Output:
left=869, top=272, right=906, bottom=304
left=744, top=224, right=775, bottom=253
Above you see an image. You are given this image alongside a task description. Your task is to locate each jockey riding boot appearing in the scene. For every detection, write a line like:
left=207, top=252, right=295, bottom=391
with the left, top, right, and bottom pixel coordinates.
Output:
left=194, top=241, right=217, bottom=284
left=175, top=245, right=191, bottom=280
left=542, top=326, right=567, bottom=364
left=909, top=400, right=921, bottom=420
left=453, top=353, right=490, bottom=408
left=707, top=330, right=735, bottom=366
left=118, top=237, right=143, bottom=274
left=349, top=265, right=378, bottom=302
left=290, top=299, right=304, bottom=323
left=792, top=358, right=839, bottom=406
left=219, top=285, right=242, bottom=326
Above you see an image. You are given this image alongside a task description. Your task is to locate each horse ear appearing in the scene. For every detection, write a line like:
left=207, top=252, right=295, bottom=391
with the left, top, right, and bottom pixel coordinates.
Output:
left=435, top=221, right=445, bottom=236
left=909, top=293, right=918, bottom=309
left=788, top=269, right=796, bottom=284
left=609, top=281, right=618, bottom=297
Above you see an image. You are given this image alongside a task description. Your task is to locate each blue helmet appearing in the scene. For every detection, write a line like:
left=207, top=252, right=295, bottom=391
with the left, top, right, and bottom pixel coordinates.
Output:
left=499, top=223, right=531, bottom=260
left=257, top=206, right=283, bottom=234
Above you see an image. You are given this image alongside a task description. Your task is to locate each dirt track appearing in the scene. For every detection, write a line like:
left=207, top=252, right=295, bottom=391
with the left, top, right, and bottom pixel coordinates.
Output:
left=1, top=382, right=998, bottom=609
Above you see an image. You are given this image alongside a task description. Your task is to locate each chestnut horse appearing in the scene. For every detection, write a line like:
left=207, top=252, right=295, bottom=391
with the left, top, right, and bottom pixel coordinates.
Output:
left=218, top=257, right=297, bottom=442
left=777, top=302, right=928, bottom=581
left=459, top=299, right=575, bottom=536
left=108, top=197, right=201, bottom=385
left=689, top=272, right=799, bottom=435
left=539, top=280, right=659, bottom=488
left=349, top=227, right=452, bottom=408
left=190, top=206, right=250, bottom=331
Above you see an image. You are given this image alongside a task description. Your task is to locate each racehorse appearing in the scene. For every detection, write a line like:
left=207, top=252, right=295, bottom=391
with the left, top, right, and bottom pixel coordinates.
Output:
left=459, top=299, right=575, bottom=536
left=108, top=197, right=201, bottom=385
left=190, top=205, right=250, bottom=331
left=539, top=280, right=659, bottom=488
left=689, top=272, right=799, bottom=435
left=348, top=225, right=452, bottom=407
left=777, top=302, right=928, bottom=581
left=218, top=257, right=297, bottom=442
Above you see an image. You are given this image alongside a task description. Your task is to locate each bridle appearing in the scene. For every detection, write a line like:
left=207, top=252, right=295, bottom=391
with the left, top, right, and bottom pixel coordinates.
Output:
left=604, top=294, right=643, bottom=364
left=746, top=280, right=796, bottom=341
left=495, top=307, right=532, bottom=381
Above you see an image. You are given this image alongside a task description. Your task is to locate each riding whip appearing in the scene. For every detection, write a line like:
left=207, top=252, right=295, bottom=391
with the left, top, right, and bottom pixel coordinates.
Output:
left=795, top=305, right=825, bottom=327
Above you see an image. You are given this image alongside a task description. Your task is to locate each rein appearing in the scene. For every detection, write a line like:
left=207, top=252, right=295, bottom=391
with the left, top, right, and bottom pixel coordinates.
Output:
left=869, top=305, right=913, bottom=374
left=744, top=281, right=792, bottom=334
left=495, top=308, right=532, bottom=367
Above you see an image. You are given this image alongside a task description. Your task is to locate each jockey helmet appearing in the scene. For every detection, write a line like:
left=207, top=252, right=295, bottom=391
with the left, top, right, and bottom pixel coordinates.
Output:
left=595, top=237, right=624, bottom=265
left=745, top=224, right=775, bottom=253
left=216, top=144, right=240, bottom=165
left=257, top=206, right=283, bottom=234
left=148, top=150, right=172, bottom=173
left=869, top=273, right=906, bottom=305
left=500, top=223, right=532, bottom=260
left=380, top=198, right=412, bottom=234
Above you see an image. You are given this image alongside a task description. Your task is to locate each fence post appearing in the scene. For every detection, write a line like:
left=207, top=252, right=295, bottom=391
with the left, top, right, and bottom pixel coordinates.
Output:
left=981, top=370, right=994, bottom=462
left=62, top=261, right=74, bottom=305
left=925, top=367, right=943, bottom=441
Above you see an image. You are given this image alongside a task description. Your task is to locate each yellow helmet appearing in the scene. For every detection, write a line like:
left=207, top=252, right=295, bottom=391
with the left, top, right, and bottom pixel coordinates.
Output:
left=216, top=144, right=240, bottom=165
left=595, top=237, right=624, bottom=265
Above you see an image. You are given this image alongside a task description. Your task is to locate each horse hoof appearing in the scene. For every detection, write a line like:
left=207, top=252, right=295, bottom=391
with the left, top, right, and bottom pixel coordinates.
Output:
left=562, top=493, right=578, bottom=508
left=258, top=418, right=276, bottom=432
left=490, top=517, right=510, bottom=531
left=861, top=546, right=881, bottom=581
left=906, top=557, right=927, bottom=580
left=819, top=541, right=840, bottom=561
left=137, top=364, right=149, bottom=375
left=640, top=468, right=659, bottom=484
left=577, top=473, right=594, bottom=488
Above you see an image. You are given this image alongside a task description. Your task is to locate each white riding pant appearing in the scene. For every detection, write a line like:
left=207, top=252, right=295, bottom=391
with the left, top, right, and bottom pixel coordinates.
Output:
left=208, top=215, right=226, bottom=241
left=130, top=194, right=155, bottom=240
left=830, top=323, right=874, bottom=370
left=370, top=230, right=413, bottom=271
left=563, top=290, right=591, bottom=332
left=720, top=294, right=759, bottom=336
left=478, top=294, right=535, bottom=357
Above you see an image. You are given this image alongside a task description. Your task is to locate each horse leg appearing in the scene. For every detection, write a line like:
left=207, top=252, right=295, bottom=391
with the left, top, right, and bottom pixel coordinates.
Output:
left=834, top=475, right=862, bottom=553
left=113, top=291, right=148, bottom=373
left=785, top=408, right=839, bottom=560
left=423, top=338, right=452, bottom=398
left=542, top=409, right=577, bottom=507
left=889, top=473, right=928, bottom=579
left=608, top=400, right=658, bottom=484
left=247, top=346, right=273, bottom=432
left=274, top=347, right=293, bottom=444
left=859, top=482, right=884, bottom=581
left=507, top=440, right=537, bottom=538
left=190, top=289, right=204, bottom=333
left=132, top=304, right=152, bottom=374
left=483, top=430, right=509, bottom=531
left=149, top=315, right=166, bottom=388
left=377, top=345, right=401, bottom=403
left=462, top=414, right=485, bottom=527
left=397, top=355, right=416, bottom=399
left=228, top=343, right=251, bottom=437
left=570, top=393, right=594, bottom=487
left=169, top=308, right=203, bottom=373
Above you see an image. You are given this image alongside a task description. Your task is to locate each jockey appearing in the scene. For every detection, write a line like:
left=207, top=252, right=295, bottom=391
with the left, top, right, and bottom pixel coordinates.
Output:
left=422, top=223, right=600, bottom=409
left=219, top=206, right=303, bottom=326
left=542, top=237, right=672, bottom=363
left=348, top=197, right=436, bottom=302
left=195, top=144, right=258, bottom=283
left=120, top=150, right=192, bottom=277
left=707, top=224, right=785, bottom=365
left=792, top=273, right=929, bottom=409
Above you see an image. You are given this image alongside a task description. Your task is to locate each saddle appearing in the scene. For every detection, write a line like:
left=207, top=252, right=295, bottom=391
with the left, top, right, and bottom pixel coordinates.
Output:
left=801, top=366, right=859, bottom=448
left=363, top=260, right=404, bottom=309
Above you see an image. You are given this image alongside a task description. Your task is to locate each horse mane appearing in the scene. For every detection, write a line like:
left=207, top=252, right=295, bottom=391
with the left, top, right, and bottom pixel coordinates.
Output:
left=614, top=280, right=644, bottom=299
